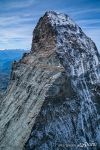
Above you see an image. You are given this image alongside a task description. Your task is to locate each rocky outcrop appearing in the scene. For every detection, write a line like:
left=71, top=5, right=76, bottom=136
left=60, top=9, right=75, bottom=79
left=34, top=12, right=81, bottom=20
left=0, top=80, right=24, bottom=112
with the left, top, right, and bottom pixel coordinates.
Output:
left=0, top=11, right=100, bottom=150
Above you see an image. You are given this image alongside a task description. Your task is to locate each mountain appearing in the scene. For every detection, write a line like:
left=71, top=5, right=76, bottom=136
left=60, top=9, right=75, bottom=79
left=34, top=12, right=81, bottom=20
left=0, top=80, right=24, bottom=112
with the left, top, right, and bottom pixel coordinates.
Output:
left=0, top=50, right=26, bottom=90
left=0, top=11, right=100, bottom=150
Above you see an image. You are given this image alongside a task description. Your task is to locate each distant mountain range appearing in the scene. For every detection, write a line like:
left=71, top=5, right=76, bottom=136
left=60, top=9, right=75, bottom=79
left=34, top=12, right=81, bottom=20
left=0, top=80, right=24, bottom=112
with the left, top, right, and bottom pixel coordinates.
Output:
left=0, top=49, right=26, bottom=91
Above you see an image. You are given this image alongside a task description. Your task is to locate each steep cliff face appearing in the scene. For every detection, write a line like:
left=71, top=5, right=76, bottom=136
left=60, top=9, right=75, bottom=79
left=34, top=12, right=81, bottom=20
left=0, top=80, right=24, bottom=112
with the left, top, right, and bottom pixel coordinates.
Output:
left=0, top=11, right=100, bottom=150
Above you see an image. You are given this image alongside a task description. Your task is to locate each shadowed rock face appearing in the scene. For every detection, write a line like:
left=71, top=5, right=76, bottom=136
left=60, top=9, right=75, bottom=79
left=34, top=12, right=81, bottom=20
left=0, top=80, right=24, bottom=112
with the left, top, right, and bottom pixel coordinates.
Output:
left=31, top=13, right=56, bottom=53
left=0, top=11, right=100, bottom=150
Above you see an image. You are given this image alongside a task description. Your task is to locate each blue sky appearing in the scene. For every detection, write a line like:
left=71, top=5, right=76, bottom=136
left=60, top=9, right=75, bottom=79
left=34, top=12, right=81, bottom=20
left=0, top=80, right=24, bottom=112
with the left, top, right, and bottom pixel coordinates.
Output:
left=0, top=0, right=100, bottom=51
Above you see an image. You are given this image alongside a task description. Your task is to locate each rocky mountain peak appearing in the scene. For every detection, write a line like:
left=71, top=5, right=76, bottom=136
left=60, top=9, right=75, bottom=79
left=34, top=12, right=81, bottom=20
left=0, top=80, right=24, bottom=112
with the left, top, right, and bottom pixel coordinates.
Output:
left=31, top=11, right=56, bottom=53
left=47, top=11, right=75, bottom=26
left=0, top=11, right=100, bottom=150
left=31, top=11, right=100, bottom=78
left=31, top=11, right=76, bottom=53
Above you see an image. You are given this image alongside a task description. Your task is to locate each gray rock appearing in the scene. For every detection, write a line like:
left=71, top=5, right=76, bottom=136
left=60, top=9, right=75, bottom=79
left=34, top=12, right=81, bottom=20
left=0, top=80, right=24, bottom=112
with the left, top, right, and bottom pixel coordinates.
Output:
left=0, top=11, right=100, bottom=150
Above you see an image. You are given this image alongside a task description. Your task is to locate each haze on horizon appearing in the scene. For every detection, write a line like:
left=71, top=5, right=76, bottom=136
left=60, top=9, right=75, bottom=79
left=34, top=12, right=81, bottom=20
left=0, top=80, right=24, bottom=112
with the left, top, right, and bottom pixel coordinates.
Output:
left=0, top=0, right=100, bottom=51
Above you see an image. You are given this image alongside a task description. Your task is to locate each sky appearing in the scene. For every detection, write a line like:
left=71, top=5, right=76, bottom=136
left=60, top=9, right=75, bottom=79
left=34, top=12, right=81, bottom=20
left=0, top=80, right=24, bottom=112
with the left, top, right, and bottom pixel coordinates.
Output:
left=0, top=0, right=100, bottom=51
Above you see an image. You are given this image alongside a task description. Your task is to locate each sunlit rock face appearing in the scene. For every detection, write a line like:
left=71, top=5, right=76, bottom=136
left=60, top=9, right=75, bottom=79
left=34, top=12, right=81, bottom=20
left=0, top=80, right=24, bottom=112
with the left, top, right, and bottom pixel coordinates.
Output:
left=0, top=11, right=100, bottom=150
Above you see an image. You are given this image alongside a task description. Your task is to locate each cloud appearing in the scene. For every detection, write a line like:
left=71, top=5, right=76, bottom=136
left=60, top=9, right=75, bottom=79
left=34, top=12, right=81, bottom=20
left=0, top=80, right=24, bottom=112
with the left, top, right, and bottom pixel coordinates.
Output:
left=0, top=0, right=36, bottom=10
left=0, top=16, right=35, bottom=28
left=69, top=8, right=100, bottom=16
left=0, top=23, right=33, bottom=49
left=76, top=19, right=100, bottom=29
left=83, top=28, right=100, bottom=52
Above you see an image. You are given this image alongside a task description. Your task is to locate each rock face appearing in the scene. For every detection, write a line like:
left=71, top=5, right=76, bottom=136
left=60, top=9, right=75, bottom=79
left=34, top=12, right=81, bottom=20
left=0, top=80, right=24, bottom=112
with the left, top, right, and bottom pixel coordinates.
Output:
left=0, top=11, right=100, bottom=150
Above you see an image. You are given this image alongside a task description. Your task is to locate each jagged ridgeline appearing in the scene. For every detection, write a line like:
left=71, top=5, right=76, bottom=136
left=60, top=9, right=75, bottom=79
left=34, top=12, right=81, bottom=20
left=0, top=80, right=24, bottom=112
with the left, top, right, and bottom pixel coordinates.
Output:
left=0, top=11, right=100, bottom=150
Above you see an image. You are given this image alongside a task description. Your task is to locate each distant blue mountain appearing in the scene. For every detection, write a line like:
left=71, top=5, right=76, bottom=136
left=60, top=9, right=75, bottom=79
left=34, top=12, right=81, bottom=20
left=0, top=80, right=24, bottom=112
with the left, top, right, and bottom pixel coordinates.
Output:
left=0, top=49, right=26, bottom=91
